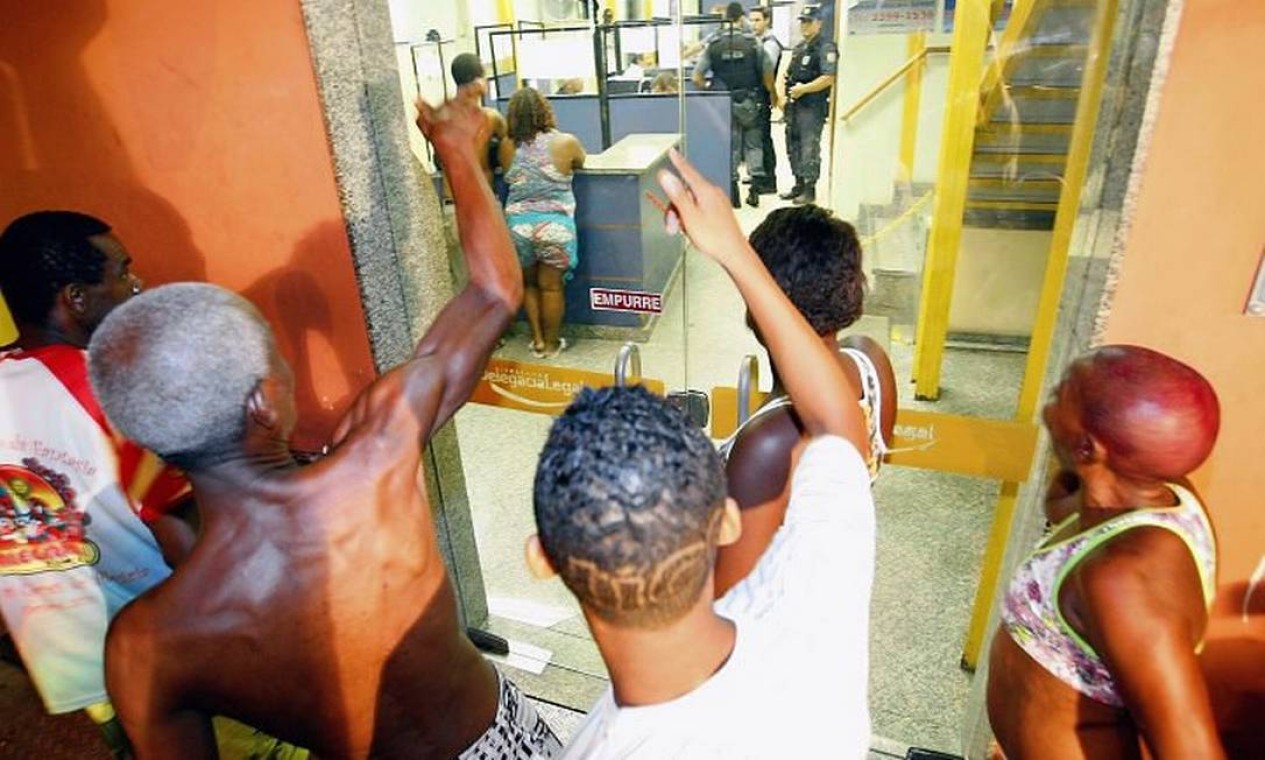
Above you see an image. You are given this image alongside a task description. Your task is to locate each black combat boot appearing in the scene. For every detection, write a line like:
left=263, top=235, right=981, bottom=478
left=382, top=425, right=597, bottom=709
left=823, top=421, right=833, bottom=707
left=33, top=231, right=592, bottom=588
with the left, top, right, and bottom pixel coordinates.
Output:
left=792, top=185, right=816, bottom=205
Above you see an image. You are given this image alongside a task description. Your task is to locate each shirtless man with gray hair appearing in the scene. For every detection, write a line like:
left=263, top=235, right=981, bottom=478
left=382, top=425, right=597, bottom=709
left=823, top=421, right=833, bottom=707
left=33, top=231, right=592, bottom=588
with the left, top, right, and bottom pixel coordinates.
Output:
left=86, top=97, right=560, bottom=759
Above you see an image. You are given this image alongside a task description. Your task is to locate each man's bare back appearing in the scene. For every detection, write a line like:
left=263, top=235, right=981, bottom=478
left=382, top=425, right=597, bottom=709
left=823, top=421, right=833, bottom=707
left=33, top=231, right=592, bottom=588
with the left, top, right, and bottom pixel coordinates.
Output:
left=107, top=397, right=497, bottom=757
left=90, top=97, right=548, bottom=759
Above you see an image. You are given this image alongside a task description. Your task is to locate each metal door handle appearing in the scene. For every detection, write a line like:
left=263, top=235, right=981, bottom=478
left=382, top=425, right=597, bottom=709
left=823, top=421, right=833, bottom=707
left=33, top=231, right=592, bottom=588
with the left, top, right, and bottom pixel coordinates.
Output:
left=614, top=342, right=642, bottom=387
left=737, top=354, right=760, bottom=424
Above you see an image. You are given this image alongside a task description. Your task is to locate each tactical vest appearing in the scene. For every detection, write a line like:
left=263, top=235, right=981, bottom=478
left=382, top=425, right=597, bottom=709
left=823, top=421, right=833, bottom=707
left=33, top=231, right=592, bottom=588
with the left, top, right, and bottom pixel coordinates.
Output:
left=761, top=33, right=784, bottom=73
left=707, top=28, right=762, bottom=95
left=787, top=36, right=829, bottom=106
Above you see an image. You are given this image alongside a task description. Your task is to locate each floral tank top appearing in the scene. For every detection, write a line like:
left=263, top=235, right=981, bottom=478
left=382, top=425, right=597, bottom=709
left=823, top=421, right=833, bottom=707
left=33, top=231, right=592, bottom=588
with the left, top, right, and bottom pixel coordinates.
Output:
left=1000, top=483, right=1216, bottom=706
left=505, top=130, right=575, bottom=217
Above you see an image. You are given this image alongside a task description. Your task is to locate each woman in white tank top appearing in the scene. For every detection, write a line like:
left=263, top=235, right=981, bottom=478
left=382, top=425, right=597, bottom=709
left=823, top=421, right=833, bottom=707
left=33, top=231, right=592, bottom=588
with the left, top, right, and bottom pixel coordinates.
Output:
left=714, top=205, right=897, bottom=599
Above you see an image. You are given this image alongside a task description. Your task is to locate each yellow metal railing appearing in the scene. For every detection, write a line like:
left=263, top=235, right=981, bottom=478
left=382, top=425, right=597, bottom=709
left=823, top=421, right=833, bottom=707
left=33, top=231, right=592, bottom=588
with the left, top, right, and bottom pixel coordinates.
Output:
left=899, top=32, right=928, bottom=181
left=838, top=43, right=951, bottom=124
left=910, top=0, right=991, bottom=401
left=961, top=0, right=1121, bottom=669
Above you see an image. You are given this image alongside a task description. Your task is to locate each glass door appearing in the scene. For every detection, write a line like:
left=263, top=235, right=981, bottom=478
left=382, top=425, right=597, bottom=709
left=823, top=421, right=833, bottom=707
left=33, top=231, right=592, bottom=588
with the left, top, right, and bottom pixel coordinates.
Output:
left=386, top=0, right=692, bottom=710
left=676, top=0, right=1123, bottom=753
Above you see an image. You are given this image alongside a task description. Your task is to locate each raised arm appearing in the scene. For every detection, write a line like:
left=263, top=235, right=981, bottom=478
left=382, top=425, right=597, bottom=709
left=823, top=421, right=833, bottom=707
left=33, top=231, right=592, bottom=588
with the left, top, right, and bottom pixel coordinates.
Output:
left=657, top=150, right=867, bottom=454
left=329, top=97, right=522, bottom=450
left=403, top=97, right=523, bottom=437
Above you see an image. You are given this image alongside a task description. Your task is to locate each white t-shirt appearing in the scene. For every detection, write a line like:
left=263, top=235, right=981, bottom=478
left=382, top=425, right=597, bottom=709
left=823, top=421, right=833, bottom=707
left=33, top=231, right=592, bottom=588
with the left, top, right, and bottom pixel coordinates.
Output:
left=562, top=436, right=876, bottom=759
left=0, top=346, right=186, bottom=713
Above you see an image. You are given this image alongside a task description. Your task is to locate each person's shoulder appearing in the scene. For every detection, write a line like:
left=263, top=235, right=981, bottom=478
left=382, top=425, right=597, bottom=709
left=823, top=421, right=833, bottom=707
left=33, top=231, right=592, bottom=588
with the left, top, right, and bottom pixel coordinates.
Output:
left=105, top=592, right=162, bottom=687
left=793, top=434, right=870, bottom=493
left=1076, top=519, right=1203, bottom=607
left=840, top=334, right=888, bottom=365
left=729, top=404, right=802, bottom=468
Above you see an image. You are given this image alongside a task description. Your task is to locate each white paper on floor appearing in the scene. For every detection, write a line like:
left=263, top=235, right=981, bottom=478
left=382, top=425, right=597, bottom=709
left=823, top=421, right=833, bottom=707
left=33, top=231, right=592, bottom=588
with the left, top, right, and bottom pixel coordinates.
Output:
left=484, top=638, right=554, bottom=676
left=488, top=596, right=574, bottom=628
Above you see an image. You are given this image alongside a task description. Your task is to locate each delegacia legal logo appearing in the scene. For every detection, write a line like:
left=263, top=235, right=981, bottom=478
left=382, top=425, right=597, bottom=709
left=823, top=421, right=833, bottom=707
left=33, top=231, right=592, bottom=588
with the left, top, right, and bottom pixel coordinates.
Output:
left=0, top=459, right=99, bottom=575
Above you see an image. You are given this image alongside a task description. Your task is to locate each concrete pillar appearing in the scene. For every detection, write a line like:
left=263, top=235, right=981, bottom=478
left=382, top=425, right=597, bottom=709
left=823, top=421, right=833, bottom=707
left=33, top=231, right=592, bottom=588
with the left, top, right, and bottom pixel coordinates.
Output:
left=298, top=0, right=489, bottom=626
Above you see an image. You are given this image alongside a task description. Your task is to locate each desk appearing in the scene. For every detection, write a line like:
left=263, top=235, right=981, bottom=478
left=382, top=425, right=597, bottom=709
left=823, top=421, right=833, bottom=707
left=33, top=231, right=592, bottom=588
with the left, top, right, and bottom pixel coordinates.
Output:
left=568, top=133, right=683, bottom=337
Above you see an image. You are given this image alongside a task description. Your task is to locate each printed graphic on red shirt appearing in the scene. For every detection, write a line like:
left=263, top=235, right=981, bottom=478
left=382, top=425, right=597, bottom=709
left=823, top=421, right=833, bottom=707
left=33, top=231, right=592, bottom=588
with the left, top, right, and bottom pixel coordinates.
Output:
left=0, top=458, right=100, bottom=575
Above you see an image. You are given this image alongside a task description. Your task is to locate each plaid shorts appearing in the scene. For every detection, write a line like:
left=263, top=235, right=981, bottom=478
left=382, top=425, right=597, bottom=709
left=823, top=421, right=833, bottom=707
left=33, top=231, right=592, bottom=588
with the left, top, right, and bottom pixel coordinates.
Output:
left=458, top=673, right=562, bottom=760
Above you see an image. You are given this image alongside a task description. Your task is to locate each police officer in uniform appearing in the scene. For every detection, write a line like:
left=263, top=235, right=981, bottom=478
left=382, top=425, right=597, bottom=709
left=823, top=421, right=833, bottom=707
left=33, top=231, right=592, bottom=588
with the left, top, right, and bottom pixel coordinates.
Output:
left=782, top=4, right=837, bottom=205
left=694, top=2, right=777, bottom=208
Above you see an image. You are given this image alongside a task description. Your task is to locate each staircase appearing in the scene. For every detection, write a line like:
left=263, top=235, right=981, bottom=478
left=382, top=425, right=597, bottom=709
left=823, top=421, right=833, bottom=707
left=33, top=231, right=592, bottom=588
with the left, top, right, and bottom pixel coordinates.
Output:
left=965, top=0, right=1099, bottom=230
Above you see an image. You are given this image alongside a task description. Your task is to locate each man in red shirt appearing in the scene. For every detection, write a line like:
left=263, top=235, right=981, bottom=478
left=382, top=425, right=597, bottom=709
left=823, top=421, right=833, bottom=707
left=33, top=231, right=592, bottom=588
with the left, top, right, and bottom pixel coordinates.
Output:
left=0, top=211, right=194, bottom=757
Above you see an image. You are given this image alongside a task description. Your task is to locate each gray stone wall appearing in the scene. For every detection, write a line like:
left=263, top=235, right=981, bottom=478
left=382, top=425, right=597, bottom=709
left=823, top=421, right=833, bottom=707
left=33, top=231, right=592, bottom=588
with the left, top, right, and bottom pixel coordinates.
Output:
left=298, top=0, right=487, bottom=626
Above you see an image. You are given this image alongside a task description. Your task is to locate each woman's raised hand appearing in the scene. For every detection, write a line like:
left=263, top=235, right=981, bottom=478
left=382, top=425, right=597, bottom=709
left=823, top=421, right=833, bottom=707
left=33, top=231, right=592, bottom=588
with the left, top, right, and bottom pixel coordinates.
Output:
left=655, top=149, right=753, bottom=271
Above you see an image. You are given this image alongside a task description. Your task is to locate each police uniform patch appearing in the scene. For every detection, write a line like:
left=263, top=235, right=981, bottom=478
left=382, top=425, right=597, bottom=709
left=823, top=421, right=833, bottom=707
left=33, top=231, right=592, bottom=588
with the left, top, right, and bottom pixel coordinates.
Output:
left=827, top=51, right=837, bottom=63
left=802, top=55, right=811, bottom=65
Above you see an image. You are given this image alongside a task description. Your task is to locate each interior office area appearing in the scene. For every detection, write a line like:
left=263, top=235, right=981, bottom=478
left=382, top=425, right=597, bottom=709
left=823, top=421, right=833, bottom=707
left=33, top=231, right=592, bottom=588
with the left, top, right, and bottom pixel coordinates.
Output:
left=1, top=0, right=1263, bottom=757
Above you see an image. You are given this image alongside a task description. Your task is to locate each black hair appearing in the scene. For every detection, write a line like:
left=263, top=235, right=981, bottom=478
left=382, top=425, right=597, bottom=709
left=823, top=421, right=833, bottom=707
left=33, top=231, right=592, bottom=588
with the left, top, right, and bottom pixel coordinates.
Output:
left=0, top=211, right=111, bottom=326
left=724, top=1, right=745, bottom=21
left=451, top=53, right=485, bottom=87
left=534, top=385, right=727, bottom=629
left=748, top=205, right=865, bottom=335
left=749, top=5, right=770, bottom=20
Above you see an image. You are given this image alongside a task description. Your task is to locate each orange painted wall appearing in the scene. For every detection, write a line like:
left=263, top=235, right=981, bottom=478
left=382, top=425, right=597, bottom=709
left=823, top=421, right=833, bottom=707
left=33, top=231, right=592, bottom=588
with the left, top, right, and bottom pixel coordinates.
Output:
left=1098, top=0, right=1264, bottom=749
left=0, top=1, right=377, bottom=451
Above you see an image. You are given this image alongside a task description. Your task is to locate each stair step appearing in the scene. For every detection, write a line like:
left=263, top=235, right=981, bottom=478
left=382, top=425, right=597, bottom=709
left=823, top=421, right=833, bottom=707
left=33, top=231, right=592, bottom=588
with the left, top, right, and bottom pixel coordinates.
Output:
left=963, top=209, right=1056, bottom=231
left=966, top=200, right=1059, bottom=212
left=969, top=177, right=1062, bottom=188
left=1006, top=85, right=1081, bottom=99
left=967, top=179, right=1063, bottom=204
left=1010, top=52, right=1087, bottom=87
left=1008, top=43, right=1089, bottom=58
left=990, top=99, right=1078, bottom=124
left=1031, top=5, right=1097, bottom=45
left=977, top=122, right=1075, bottom=136
left=969, top=192, right=1062, bottom=206
left=974, top=125, right=1073, bottom=155
left=970, top=152, right=1068, bottom=167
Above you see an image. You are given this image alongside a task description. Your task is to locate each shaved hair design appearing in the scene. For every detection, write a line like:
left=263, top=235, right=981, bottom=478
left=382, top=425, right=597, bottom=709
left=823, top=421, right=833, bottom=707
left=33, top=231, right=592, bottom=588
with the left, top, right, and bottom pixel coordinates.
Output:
left=534, top=385, right=727, bottom=629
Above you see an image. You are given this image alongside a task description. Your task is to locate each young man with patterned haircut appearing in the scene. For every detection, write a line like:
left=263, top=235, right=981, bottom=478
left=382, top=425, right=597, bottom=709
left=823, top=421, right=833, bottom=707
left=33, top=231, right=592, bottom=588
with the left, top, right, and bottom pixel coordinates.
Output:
left=0, top=211, right=194, bottom=757
left=86, top=96, right=559, bottom=759
left=527, top=149, right=875, bottom=758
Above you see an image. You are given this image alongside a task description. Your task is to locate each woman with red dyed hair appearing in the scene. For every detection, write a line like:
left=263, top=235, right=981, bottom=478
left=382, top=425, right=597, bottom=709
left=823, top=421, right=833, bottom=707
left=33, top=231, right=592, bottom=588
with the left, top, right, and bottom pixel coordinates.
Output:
left=988, top=345, right=1225, bottom=759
